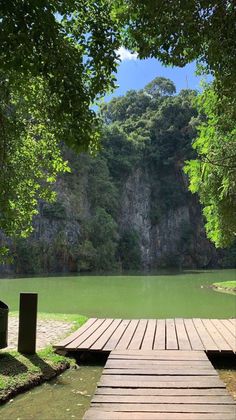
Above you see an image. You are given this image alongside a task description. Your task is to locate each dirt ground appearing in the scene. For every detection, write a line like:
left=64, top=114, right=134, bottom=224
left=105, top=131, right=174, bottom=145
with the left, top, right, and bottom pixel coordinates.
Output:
left=219, top=369, right=236, bottom=400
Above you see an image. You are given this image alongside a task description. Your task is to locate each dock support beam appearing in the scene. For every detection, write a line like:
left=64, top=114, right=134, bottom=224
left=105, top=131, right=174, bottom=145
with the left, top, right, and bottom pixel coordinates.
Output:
left=18, top=293, right=38, bottom=354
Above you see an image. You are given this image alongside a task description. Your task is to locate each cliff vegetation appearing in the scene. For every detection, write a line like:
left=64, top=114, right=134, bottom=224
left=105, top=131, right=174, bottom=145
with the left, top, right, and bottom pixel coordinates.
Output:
left=1, top=78, right=235, bottom=274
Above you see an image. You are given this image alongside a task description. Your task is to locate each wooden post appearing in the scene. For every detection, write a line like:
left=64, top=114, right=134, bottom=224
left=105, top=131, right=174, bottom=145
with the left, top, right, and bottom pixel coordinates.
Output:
left=18, top=293, right=38, bottom=354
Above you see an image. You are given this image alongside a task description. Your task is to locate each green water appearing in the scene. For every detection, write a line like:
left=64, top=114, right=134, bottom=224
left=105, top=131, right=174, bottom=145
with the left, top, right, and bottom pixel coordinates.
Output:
left=0, top=365, right=103, bottom=420
left=0, top=270, right=235, bottom=317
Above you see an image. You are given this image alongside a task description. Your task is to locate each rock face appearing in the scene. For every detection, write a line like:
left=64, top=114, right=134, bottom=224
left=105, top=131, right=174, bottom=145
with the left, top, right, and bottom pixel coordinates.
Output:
left=119, top=167, right=218, bottom=270
left=0, top=154, right=230, bottom=275
left=119, top=168, right=152, bottom=268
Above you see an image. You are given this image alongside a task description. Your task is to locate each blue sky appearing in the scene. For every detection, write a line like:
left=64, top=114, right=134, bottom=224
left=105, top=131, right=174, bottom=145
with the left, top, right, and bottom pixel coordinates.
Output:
left=104, top=48, right=205, bottom=103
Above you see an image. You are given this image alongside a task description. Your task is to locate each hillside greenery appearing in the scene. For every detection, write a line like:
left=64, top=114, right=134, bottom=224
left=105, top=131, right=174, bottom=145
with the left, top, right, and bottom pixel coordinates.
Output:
left=185, top=85, right=236, bottom=247
left=8, top=78, right=221, bottom=272
left=0, top=1, right=120, bottom=257
left=1, top=2, right=235, bottom=255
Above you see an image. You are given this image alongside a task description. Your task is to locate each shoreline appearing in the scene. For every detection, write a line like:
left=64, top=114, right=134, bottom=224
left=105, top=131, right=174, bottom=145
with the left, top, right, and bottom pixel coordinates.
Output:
left=211, top=280, right=236, bottom=295
left=0, top=352, right=71, bottom=405
left=0, top=313, right=86, bottom=406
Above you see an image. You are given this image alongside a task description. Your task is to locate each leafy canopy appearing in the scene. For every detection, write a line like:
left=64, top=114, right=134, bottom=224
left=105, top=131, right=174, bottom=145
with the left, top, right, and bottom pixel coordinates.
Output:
left=101, top=79, right=197, bottom=224
left=1, top=1, right=235, bottom=250
left=112, top=0, right=236, bottom=247
left=114, top=1, right=236, bottom=98
left=185, top=85, right=236, bottom=247
left=1, top=0, right=120, bottom=150
left=144, top=77, right=176, bottom=97
left=0, top=1, right=120, bottom=248
left=0, top=75, right=69, bottom=240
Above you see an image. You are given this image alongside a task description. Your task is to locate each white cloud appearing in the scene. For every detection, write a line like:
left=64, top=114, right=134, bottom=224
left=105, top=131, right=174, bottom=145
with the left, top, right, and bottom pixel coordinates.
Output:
left=116, top=46, right=138, bottom=61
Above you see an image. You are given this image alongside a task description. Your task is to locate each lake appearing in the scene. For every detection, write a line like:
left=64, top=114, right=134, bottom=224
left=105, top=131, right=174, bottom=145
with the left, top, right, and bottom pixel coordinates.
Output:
left=0, top=269, right=235, bottom=318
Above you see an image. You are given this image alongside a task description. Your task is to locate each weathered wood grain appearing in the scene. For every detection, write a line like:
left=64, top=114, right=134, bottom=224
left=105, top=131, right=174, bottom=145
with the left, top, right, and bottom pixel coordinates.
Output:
left=84, top=410, right=236, bottom=419
left=54, top=318, right=236, bottom=353
left=84, top=348, right=236, bottom=419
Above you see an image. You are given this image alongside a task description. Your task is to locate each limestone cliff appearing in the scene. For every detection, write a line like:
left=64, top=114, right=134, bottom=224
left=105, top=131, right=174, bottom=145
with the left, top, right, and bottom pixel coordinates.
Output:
left=1, top=81, right=235, bottom=274
left=1, top=152, right=231, bottom=275
left=119, top=166, right=219, bottom=270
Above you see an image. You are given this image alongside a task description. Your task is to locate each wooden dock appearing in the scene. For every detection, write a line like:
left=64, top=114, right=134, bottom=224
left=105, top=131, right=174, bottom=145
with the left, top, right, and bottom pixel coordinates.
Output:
left=54, top=319, right=236, bottom=419
left=84, top=349, right=236, bottom=419
left=55, top=318, right=236, bottom=353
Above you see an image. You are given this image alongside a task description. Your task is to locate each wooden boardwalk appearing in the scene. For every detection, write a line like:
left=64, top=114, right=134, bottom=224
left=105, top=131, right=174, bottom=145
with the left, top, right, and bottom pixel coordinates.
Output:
left=84, top=349, right=236, bottom=419
left=55, top=318, right=236, bottom=353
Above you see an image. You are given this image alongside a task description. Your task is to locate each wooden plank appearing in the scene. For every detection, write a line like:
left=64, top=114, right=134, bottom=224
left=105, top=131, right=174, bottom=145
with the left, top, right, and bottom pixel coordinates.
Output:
left=153, top=319, right=166, bottom=349
left=110, top=350, right=208, bottom=361
left=103, top=368, right=216, bottom=376
left=111, top=349, right=207, bottom=357
left=92, top=395, right=233, bottom=404
left=100, top=374, right=221, bottom=383
left=95, top=387, right=230, bottom=396
left=141, top=319, right=156, bottom=350
left=91, top=403, right=236, bottom=413
left=115, top=320, right=139, bottom=350
left=78, top=318, right=114, bottom=349
left=54, top=318, right=97, bottom=348
left=84, top=410, right=236, bottom=420
left=202, top=319, right=232, bottom=351
left=105, top=360, right=212, bottom=369
left=228, top=318, right=236, bottom=327
left=128, top=319, right=148, bottom=350
left=211, top=319, right=236, bottom=352
left=108, top=354, right=208, bottom=361
left=220, top=319, right=236, bottom=337
left=175, top=318, right=191, bottom=350
left=183, top=319, right=204, bottom=351
left=192, top=318, right=218, bottom=351
left=66, top=318, right=105, bottom=349
left=99, top=377, right=224, bottom=388
left=166, top=319, right=178, bottom=350
left=105, top=358, right=214, bottom=371
left=103, top=320, right=131, bottom=351
left=90, top=319, right=122, bottom=351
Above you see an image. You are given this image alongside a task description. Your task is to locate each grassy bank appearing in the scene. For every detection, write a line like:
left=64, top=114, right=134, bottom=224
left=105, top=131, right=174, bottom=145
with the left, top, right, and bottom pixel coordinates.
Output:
left=0, top=347, right=75, bottom=404
left=0, top=312, right=87, bottom=404
left=212, top=280, right=236, bottom=294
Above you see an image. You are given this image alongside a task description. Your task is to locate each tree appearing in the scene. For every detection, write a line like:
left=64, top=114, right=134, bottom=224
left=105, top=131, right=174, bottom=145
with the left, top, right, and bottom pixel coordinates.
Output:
left=185, top=85, right=236, bottom=247
left=1, top=1, right=236, bottom=250
left=144, top=77, right=176, bottom=97
left=0, top=76, right=69, bottom=241
left=85, top=207, right=119, bottom=271
left=0, top=1, right=120, bottom=251
left=1, top=1, right=120, bottom=150
left=114, top=1, right=236, bottom=98
left=118, top=229, right=141, bottom=270
left=101, top=79, right=197, bottom=225
left=112, top=0, right=236, bottom=247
